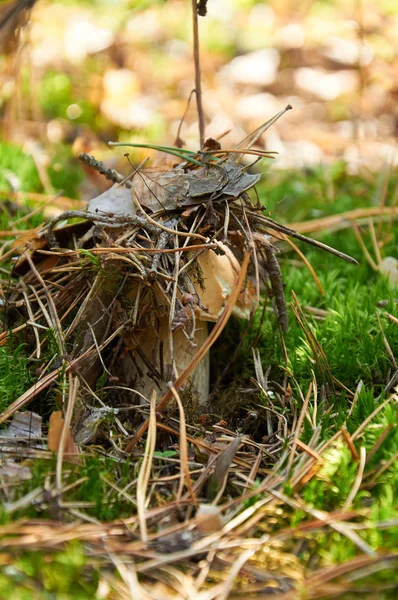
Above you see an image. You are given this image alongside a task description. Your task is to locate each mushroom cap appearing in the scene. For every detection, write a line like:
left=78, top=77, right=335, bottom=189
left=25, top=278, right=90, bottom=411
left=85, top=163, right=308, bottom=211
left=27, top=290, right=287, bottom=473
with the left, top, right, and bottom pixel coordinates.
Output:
left=380, top=256, right=398, bottom=285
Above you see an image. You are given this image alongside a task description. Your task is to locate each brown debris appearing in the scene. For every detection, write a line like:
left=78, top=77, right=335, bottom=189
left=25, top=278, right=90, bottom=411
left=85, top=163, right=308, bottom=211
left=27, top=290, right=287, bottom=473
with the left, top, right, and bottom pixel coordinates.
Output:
left=48, top=411, right=80, bottom=461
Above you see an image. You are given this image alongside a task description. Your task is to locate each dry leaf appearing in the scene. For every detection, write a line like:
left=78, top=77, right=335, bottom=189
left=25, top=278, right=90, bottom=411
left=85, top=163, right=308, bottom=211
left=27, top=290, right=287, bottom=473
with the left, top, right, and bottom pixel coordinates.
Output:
left=133, top=167, right=189, bottom=211
left=48, top=410, right=80, bottom=462
left=0, top=410, right=42, bottom=439
left=74, top=407, right=118, bottom=445
left=207, top=436, right=242, bottom=500
left=221, top=162, right=262, bottom=197
left=88, top=184, right=135, bottom=217
left=9, top=226, right=43, bottom=252
left=186, top=163, right=227, bottom=198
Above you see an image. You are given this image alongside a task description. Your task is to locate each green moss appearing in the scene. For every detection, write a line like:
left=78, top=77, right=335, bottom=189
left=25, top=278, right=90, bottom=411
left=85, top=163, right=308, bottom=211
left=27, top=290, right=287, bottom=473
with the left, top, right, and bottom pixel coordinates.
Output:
left=0, top=139, right=83, bottom=201
left=0, top=542, right=100, bottom=600
left=0, top=142, right=41, bottom=193
left=0, top=345, right=31, bottom=414
left=228, top=164, right=398, bottom=395
left=4, top=455, right=137, bottom=523
left=47, top=144, right=84, bottom=198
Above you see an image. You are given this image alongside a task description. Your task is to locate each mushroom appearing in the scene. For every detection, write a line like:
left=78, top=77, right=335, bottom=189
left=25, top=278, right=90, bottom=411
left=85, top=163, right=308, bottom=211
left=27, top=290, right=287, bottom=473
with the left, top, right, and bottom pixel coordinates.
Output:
left=116, top=242, right=257, bottom=406
left=73, top=165, right=258, bottom=407
left=379, top=257, right=398, bottom=285
left=6, top=142, right=354, bottom=417
left=5, top=148, right=273, bottom=414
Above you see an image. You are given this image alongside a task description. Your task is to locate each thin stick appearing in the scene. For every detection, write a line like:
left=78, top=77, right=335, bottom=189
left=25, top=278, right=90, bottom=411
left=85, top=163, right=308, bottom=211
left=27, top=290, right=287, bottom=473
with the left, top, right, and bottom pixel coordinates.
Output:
left=351, top=221, right=378, bottom=271
left=270, top=488, right=375, bottom=556
left=385, top=312, right=398, bottom=325
left=174, top=89, right=195, bottom=146
left=216, top=547, right=257, bottom=600
left=286, top=382, right=313, bottom=479
left=192, top=0, right=205, bottom=147
left=38, top=243, right=216, bottom=258
left=366, top=451, right=398, bottom=486
left=78, top=153, right=132, bottom=188
left=247, top=211, right=359, bottom=265
left=242, top=207, right=260, bottom=306
left=368, top=217, right=382, bottom=265
left=342, top=446, right=366, bottom=511
left=277, top=232, right=325, bottom=296
left=0, top=230, right=37, bottom=237
left=136, top=391, right=157, bottom=543
left=376, top=312, right=397, bottom=370
left=0, top=323, right=28, bottom=346
left=21, top=285, right=41, bottom=359
left=262, top=244, right=288, bottom=331
left=376, top=163, right=391, bottom=239
left=24, top=252, right=65, bottom=356
left=233, top=105, right=292, bottom=164
left=10, top=191, right=63, bottom=226
left=131, top=193, right=207, bottom=241
left=210, top=148, right=277, bottom=159
left=290, top=206, right=398, bottom=235
left=56, top=374, right=79, bottom=491
left=366, top=424, right=394, bottom=463
left=87, top=322, right=111, bottom=375
left=341, top=425, right=360, bottom=461
left=0, top=190, right=81, bottom=211
left=169, top=384, right=197, bottom=506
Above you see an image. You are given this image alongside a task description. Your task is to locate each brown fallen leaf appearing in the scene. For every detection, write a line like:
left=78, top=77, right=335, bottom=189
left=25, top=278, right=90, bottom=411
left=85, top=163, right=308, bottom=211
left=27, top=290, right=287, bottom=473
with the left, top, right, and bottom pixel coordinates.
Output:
left=48, top=411, right=80, bottom=463
left=133, top=167, right=189, bottom=211
left=207, top=435, right=242, bottom=500
left=185, top=163, right=227, bottom=198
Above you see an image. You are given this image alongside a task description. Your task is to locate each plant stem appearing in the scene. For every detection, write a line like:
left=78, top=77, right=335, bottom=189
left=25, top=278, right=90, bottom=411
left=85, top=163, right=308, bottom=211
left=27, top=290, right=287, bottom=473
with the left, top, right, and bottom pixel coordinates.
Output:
left=192, top=0, right=205, bottom=148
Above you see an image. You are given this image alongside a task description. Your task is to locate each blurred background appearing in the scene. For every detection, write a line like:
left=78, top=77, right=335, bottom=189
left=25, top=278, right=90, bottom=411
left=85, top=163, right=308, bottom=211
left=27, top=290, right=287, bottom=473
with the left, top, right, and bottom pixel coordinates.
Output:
left=0, top=0, right=397, bottom=201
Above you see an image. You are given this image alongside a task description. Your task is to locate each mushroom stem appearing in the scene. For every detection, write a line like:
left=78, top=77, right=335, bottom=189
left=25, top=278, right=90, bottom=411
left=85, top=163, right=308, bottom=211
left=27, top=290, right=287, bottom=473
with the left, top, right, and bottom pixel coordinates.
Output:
left=117, top=245, right=256, bottom=407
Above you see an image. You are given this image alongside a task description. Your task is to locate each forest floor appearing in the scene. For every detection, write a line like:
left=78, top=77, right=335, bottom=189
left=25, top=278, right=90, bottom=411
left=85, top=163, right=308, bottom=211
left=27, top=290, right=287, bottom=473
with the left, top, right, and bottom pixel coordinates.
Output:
left=0, top=1, right=397, bottom=598
left=0, top=150, right=397, bottom=599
